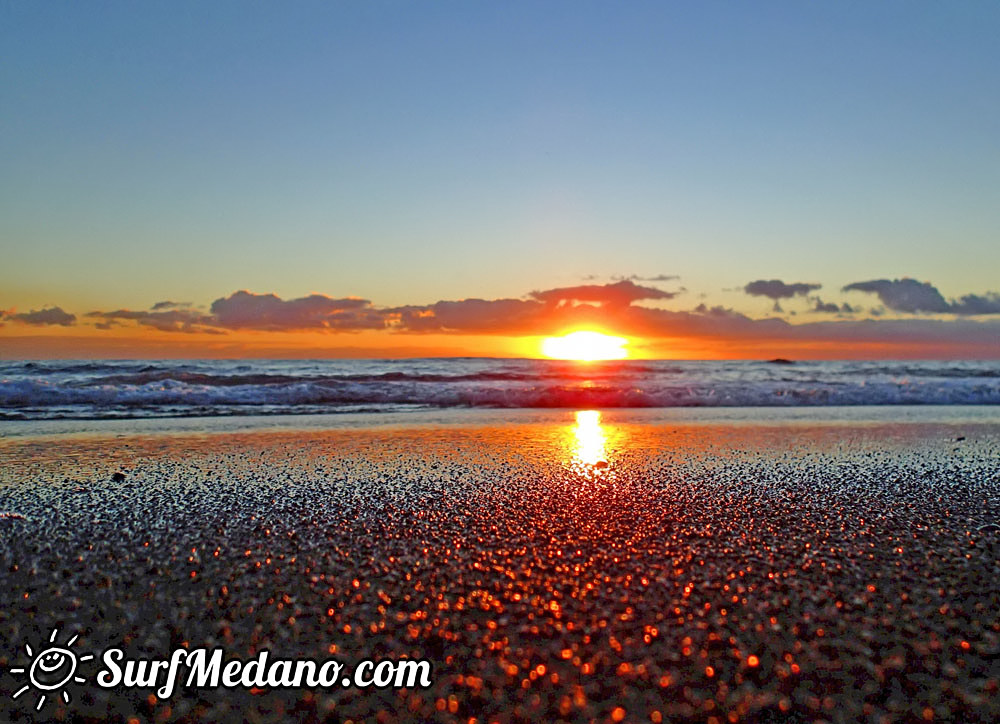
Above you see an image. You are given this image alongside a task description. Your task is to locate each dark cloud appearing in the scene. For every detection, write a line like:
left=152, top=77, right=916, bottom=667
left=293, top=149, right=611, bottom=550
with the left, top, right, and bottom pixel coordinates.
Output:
left=2, top=306, right=76, bottom=326
left=843, top=278, right=1000, bottom=315
left=530, top=280, right=676, bottom=307
left=809, top=297, right=854, bottom=314
left=785, top=317, right=1000, bottom=349
left=951, top=293, right=1000, bottom=315
left=390, top=298, right=544, bottom=334
left=150, top=300, right=191, bottom=311
left=389, top=282, right=680, bottom=335
left=693, top=304, right=747, bottom=319
left=86, top=307, right=217, bottom=334
left=89, top=293, right=390, bottom=333
left=744, top=280, right=821, bottom=300
left=209, top=291, right=383, bottom=331
left=624, top=305, right=1000, bottom=354
left=842, top=278, right=949, bottom=313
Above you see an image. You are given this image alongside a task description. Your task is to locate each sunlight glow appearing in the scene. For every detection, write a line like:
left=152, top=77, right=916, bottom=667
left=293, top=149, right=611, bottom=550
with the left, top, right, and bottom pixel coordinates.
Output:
left=541, top=331, right=628, bottom=361
left=573, top=410, right=607, bottom=466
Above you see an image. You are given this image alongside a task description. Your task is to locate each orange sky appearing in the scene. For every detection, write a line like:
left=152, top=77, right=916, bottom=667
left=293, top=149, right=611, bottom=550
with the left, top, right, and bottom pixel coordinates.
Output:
left=4, top=278, right=1000, bottom=359
left=3, top=319, right=997, bottom=360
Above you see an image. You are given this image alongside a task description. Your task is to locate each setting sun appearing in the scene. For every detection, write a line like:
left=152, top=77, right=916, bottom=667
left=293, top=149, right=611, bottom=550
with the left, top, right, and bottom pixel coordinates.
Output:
left=541, top=331, right=628, bottom=361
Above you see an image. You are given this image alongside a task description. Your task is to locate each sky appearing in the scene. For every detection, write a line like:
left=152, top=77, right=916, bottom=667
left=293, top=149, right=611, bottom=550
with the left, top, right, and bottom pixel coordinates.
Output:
left=2, top=1, right=999, bottom=359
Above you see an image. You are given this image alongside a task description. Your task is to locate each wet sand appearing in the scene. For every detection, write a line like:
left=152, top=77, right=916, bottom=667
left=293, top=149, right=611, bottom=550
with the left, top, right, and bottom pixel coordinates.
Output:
left=1, top=412, right=999, bottom=723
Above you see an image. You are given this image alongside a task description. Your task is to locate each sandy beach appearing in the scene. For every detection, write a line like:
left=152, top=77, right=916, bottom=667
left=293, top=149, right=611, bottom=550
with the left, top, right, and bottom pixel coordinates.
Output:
left=1, top=409, right=998, bottom=723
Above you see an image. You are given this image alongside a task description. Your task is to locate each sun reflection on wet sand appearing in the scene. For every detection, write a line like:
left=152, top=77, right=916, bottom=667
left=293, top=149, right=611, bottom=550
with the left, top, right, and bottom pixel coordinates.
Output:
left=572, top=410, right=608, bottom=468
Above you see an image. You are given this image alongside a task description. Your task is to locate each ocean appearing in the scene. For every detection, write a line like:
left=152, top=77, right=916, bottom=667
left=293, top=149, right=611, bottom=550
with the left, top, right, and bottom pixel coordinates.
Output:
left=1, top=358, right=998, bottom=421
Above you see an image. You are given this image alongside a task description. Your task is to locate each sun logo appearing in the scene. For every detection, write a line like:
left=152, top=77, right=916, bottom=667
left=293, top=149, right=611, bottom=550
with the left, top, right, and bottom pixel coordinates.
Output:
left=9, top=628, right=93, bottom=711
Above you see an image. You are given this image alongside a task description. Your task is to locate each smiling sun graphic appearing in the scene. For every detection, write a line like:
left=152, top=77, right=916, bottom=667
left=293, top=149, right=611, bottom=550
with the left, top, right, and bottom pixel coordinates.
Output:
left=9, top=628, right=93, bottom=710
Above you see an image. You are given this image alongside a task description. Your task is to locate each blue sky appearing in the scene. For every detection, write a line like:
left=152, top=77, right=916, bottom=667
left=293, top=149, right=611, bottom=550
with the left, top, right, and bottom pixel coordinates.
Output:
left=2, top=1, right=999, bottom=356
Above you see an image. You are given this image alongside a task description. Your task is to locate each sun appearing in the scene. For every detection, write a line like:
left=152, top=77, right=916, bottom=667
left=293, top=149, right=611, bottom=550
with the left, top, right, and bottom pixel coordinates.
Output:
left=541, top=331, right=628, bottom=361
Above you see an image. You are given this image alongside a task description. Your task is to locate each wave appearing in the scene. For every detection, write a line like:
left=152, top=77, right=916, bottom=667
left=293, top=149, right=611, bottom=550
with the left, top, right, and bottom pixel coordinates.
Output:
left=3, top=360, right=999, bottom=420
left=2, top=373, right=998, bottom=419
left=89, top=368, right=686, bottom=387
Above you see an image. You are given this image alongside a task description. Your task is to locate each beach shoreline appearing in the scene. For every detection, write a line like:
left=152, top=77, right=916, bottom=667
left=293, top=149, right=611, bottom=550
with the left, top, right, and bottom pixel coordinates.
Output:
left=4, top=404, right=1000, bottom=441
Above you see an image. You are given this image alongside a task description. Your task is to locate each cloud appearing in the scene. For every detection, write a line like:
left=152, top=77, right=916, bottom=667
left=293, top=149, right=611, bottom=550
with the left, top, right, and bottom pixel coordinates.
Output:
left=622, top=304, right=1000, bottom=355
left=951, top=293, right=1000, bottom=315
left=530, top=280, right=677, bottom=307
left=744, top=279, right=821, bottom=300
left=809, top=297, right=854, bottom=314
left=86, top=307, right=217, bottom=333
left=692, top=304, right=747, bottom=319
left=2, top=306, right=76, bottom=326
left=209, top=290, right=384, bottom=330
left=23, top=279, right=1000, bottom=356
left=611, top=274, right=680, bottom=283
left=92, top=292, right=388, bottom=333
left=389, top=282, right=680, bottom=335
left=391, top=298, right=544, bottom=333
left=843, top=278, right=1000, bottom=315
left=150, top=300, right=191, bottom=311
left=842, top=278, right=948, bottom=313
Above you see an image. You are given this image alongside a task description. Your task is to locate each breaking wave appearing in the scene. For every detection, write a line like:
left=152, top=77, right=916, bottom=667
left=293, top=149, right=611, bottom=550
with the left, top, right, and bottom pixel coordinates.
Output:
left=1, top=359, right=998, bottom=419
